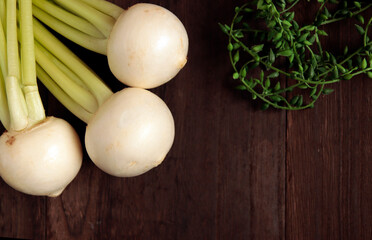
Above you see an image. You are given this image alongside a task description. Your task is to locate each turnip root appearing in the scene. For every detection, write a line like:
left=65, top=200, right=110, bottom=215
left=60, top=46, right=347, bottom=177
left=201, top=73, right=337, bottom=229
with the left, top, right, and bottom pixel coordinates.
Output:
left=85, top=88, right=175, bottom=177
left=0, top=117, right=82, bottom=197
left=107, top=3, right=188, bottom=88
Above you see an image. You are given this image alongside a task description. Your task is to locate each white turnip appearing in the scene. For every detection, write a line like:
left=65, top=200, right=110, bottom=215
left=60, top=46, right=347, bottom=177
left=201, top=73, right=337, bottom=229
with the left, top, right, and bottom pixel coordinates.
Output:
left=32, top=0, right=189, bottom=88
left=0, top=0, right=82, bottom=196
left=85, top=88, right=175, bottom=177
left=0, top=117, right=82, bottom=196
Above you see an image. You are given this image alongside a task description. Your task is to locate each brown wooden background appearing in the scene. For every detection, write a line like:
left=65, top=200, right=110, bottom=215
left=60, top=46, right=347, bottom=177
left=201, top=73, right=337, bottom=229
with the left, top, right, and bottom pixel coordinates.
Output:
left=0, top=0, right=371, bottom=239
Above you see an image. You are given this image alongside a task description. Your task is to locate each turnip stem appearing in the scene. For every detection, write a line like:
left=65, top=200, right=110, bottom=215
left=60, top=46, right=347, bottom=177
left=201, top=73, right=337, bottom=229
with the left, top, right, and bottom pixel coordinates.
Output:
left=35, top=41, right=98, bottom=114
left=6, top=0, right=28, bottom=131
left=20, top=0, right=45, bottom=125
left=0, top=15, right=11, bottom=130
left=33, top=18, right=112, bottom=106
left=53, top=0, right=115, bottom=38
left=0, top=1, right=5, bottom=31
left=0, top=73, right=10, bottom=130
left=0, top=19, right=7, bottom=78
left=79, top=0, right=124, bottom=20
left=36, top=65, right=92, bottom=123
left=32, top=5, right=107, bottom=55
left=32, top=0, right=105, bottom=39
left=20, top=0, right=36, bottom=87
left=38, top=43, right=90, bottom=91
left=6, top=0, right=20, bottom=79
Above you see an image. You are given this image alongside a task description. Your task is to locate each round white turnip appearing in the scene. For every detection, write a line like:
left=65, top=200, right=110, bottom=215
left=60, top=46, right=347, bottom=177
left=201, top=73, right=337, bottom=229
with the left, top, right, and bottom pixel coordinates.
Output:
left=0, top=117, right=82, bottom=197
left=85, top=88, right=175, bottom=177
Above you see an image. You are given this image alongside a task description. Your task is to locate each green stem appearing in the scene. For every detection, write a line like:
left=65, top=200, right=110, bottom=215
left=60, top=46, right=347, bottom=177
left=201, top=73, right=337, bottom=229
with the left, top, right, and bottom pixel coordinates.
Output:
left=320, top=4, right=372, bottom=25
left=34, top=41, right=98, bottom=114
left=0, top=1, right=5, bottom=31
left=0, top=14, right=10, bottom=130
left=7, top=0, right=20, bottom=79
left=79, top=0, right=124, bottom=20
left=32, top=5, right=107, bottom=55
left=33, top=18, right=112, bottom=106
left=279, top=0, right=300, bottom=14
left=20, top=0, right=45, bottom=125
left=6, top=0, right=28, bottom=131
left=53, top=0, right=116, bottom=38
left=33, top=0, right=105, bottom=38
left=36, top=64, right=92, bottom=123
left=364, top=17, right=372, bottom=47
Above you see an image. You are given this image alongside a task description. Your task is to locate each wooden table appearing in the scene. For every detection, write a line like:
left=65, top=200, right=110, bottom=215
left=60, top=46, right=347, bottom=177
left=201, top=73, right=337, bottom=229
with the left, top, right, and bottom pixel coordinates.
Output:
left=0, top=0, right=371, bottom=239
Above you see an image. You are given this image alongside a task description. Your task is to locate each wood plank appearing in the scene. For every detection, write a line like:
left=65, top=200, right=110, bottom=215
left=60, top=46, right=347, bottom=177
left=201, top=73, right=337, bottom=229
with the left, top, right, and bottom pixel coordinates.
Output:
left=286, top=4, right=372, bottom=239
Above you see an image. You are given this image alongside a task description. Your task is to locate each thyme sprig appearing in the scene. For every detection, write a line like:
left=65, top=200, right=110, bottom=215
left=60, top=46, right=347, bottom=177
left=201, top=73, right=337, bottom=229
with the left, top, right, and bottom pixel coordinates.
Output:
left=220, top=0, right=372, bottom=110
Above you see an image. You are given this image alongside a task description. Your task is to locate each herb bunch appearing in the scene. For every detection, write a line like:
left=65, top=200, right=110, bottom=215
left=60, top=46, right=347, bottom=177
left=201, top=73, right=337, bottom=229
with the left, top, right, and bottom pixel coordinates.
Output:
left=220, top=0, right=372, bottom=110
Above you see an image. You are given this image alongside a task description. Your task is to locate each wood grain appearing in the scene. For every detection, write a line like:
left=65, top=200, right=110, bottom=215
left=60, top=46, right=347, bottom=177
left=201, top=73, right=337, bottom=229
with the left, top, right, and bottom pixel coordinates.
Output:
left=0, top=1, right=371, bottom=239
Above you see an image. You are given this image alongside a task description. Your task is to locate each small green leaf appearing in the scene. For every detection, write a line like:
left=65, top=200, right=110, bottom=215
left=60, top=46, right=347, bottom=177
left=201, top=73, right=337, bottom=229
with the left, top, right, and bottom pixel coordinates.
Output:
left=269, top=49, right=275, bottom=63
left=252, top=93, right=257, bottom=100
left=233, top=51, right=240, bottom=63
left=257, top=0, right=265, bottom=10
left=308, top=65, right=315, bottom=79
left=261, top=103, right=270, bottom=110
left=317, top=29, right=328, bottom=36
left=243, top=7, right=254, bottom=13
left=268, top=72, right=279, bottom=78
left=309, top=34, right=316, bottom=43
left=354, top=1, right=361, bottom=8
left=219, top=23, right=229, bottom=34
left=361, top=58, right=367, bottom=69
left=355, top=24, right=365, bottom=35
left=233, top=72, right=240, bottom=79
left=290, top=95, right=300, bottom=105
left=270, top=95, right=282, bottom=102
left=337, top=64, right=346, bottom=73
left=252, top=44, right=264, bottom=53
left=241, top=67, right=247, bottom=78
left=298, top=32, right=310, bottom=42
left=367, top=71, right=372, bottom=79
left=322, top=88, right=334, bottom=95
left=274, top=82, right=281, bottom=91
left=234, top=15, right=243, bottom=23
left=227, top=43, right=233, bottom=51
left=344, top=74, right=353, bottom=80
left=310, top=87, right=317, bottom=97
left=277, top=49, right=293, bottom=57
left=282, top=20, right=292, bottom=27
left=343, top=46, right=348, bottom=55
left=332, top=66, right=339, bottom=79
left=267, top=20, right=276, bottom=28
left=297, top=95, right=303, bottom=107
left=273, top=31, right=283, bottom=42
left=265, top=78, right=271, bottom=88
left=260, top=70, right=265, bottom=82
left=357, top=15, right=364, bottom=24
left=293, top=20, right=299, bottom=31
left=235, top=84, right=247, bottom=90
left=298, top=84, right=308, bottom=89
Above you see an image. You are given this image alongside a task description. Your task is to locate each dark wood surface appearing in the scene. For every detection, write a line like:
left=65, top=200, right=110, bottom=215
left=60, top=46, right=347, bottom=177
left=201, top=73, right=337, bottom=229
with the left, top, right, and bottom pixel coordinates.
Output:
left=0, top=0, right=371, bottom=239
